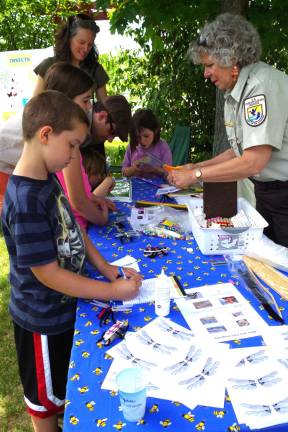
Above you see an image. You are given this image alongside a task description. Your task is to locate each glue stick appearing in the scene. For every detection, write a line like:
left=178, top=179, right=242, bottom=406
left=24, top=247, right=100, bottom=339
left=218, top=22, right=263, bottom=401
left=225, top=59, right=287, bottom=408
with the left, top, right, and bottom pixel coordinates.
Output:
left=155, top=269, right=170, bottom=317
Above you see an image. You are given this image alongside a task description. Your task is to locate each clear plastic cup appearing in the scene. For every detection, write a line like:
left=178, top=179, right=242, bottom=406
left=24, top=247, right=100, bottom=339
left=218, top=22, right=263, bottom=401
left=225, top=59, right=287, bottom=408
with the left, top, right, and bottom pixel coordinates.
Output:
left=116, top=367, right=147, bottom=422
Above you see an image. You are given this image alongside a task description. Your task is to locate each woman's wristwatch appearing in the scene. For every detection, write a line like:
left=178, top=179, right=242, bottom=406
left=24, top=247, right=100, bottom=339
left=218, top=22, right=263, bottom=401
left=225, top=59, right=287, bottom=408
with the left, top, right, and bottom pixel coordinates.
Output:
left=194, top=168, right=202, bottom=180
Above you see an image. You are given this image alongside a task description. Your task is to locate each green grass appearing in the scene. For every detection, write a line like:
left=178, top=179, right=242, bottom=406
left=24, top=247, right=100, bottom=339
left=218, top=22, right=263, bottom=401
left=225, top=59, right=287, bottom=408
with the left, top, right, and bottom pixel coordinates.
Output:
left=0, top=229, right=32, bottom=432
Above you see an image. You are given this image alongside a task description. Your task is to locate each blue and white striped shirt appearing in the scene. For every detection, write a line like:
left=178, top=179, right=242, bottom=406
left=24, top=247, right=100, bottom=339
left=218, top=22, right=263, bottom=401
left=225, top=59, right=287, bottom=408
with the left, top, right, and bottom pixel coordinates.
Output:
left=1, top=174, right=85, bottom=335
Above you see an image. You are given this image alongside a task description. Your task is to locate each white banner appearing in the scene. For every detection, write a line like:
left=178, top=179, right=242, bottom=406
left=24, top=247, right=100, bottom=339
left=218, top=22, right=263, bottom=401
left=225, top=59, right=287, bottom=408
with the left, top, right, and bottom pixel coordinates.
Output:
left=0, top=46, right=53, bottom=124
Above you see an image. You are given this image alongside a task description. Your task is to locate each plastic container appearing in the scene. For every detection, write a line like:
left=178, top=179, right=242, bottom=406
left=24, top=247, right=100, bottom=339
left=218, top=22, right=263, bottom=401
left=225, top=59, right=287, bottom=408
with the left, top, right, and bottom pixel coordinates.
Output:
left=155, top=269, right=170, bottom=316
left=187, top=198, right=268, bottom=255
left=116, top=367, right=147, bottom=422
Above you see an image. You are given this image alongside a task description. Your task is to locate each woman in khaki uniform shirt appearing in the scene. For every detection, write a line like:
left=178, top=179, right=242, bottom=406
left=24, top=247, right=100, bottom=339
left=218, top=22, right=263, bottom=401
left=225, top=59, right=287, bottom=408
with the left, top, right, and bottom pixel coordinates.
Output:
left=168, top=13, right=288, bottom=247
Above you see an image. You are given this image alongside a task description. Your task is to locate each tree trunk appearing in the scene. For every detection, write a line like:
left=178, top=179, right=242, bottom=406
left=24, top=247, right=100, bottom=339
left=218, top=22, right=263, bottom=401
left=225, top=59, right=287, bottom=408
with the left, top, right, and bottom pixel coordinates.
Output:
left=213, top=90, right=229, bottom=156
left=220, top=0, right=248, bottom=15
left=213, top=0, right=249, bottom=156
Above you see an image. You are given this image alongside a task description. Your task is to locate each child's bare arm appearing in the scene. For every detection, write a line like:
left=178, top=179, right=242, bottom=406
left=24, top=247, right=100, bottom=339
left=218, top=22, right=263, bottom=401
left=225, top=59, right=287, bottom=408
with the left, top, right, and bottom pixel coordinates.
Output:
left=91, top=195, right=116, bottom=212
left=63, top=149, right=109, bottom=225
left=82, top=231, right=142, bottom=282
left=31, top=261, right=141, bottom=301
left=92, top=176, right=115, bottom=197
left=122, top=165, right=144, bottom=177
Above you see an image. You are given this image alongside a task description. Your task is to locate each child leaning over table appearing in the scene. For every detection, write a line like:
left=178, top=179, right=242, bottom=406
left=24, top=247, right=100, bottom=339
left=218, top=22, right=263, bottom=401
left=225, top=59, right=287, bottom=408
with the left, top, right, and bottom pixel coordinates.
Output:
left=122, top=108, right=172, bottom=178
left=81, top=145, right=115, bottom=197
left=1, top=91, right=141, bottom=432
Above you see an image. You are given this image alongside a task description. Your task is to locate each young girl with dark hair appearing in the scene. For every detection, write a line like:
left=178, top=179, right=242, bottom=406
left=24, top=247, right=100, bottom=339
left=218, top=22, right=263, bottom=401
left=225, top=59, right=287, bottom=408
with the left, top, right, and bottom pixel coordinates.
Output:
left=122, top=109, right=172, bottom=178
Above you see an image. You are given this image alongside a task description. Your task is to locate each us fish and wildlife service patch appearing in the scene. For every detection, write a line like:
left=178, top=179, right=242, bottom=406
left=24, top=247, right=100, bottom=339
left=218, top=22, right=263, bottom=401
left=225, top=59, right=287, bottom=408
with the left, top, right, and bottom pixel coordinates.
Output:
left=244, top=94, right=266, bottom=127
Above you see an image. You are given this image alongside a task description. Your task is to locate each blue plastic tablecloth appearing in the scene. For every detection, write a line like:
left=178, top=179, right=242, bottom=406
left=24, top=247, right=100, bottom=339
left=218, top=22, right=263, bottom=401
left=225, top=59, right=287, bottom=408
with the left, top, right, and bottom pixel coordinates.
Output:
left=63, top=178, right=288, bottom=432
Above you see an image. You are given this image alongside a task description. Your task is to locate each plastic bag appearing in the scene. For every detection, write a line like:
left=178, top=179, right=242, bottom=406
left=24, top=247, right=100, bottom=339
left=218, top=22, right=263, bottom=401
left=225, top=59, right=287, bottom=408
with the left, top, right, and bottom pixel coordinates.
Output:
left=245, top=235, right=288, bottom=272
left=129, top=206, right=191, bottom=239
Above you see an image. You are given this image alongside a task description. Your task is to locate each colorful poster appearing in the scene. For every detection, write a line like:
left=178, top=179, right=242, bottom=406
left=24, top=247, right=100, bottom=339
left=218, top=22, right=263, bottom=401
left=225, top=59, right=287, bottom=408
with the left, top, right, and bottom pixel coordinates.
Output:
left=0, top=46, right=53, bottom=123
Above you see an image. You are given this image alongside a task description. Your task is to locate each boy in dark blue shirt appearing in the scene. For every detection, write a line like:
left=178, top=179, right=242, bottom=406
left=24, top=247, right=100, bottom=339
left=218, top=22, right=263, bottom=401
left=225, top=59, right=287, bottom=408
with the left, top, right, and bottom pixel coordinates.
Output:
left=1, top=91, right=141, bottom=432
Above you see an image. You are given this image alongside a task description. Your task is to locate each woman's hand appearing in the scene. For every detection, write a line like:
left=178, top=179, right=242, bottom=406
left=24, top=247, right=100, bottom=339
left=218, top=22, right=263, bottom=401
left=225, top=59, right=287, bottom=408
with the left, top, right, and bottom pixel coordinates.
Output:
left=182, top=163, right=195, bottom=170
left=167, top=169, right=195, bottom=188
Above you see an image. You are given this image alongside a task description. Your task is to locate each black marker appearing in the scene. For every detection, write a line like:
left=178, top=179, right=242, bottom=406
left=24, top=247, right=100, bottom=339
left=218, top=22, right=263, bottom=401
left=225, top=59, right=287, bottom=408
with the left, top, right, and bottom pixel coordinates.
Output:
left=172, top=275, right=186, bottom=297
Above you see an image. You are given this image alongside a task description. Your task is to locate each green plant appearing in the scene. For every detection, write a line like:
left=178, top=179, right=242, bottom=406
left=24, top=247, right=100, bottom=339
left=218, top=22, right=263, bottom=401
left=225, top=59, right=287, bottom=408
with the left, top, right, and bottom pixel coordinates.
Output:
left=105, top=140, right=128, bottom=166
left=100, top=50, right=150, bottom=109
left=0, top=0, right=82, bottom=51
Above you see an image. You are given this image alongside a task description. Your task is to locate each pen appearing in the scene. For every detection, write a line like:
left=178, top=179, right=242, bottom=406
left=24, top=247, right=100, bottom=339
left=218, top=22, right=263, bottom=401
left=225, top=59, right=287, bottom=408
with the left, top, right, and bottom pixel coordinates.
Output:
left=116, top=267, right=126, bottom=279
left=90, top=300, right=110, bottom=308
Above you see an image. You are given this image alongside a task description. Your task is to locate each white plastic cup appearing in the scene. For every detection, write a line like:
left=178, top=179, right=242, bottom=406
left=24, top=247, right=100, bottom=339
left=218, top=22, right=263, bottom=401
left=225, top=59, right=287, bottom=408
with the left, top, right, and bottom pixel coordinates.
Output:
left=116, top=367, right=147, bottom=422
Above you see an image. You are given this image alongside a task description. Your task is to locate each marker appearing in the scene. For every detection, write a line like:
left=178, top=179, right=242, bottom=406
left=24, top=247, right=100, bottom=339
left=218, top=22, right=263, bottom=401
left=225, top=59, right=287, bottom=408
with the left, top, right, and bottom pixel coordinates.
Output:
left=172, top=275, right=186, bottom=296
left=163, top=164, right=182, bottom=172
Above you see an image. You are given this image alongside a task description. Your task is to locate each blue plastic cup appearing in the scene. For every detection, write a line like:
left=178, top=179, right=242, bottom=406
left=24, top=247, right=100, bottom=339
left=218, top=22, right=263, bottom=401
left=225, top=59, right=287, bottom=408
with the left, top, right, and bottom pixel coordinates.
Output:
left=116, top=367, right=147, bottom=422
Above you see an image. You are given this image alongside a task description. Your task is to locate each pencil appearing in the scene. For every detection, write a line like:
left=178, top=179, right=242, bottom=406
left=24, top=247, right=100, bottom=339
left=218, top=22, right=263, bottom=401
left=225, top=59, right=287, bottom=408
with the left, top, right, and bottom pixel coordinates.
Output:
left=135, top=200, right=188, bottom=210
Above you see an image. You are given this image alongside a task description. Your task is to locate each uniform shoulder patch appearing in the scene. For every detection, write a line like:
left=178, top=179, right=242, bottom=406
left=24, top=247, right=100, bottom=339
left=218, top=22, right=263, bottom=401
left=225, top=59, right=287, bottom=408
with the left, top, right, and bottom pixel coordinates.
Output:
left=244, top=94, right=266, bottom=127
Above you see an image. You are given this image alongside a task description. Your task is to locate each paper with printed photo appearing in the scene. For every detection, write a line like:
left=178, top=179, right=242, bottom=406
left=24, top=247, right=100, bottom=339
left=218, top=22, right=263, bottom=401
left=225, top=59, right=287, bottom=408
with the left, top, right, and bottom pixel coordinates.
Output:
left=176, top=283, right=269, bottom=342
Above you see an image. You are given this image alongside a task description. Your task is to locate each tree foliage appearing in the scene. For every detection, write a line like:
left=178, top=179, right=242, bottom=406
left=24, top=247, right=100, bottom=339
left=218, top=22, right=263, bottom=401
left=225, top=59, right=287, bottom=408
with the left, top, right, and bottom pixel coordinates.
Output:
left=98, top=0, right=220, bottom=159
left=0, top=0, right=287, bottom=161
left=97, top=0, right=288, bottom=159
left=0, top=1, right=62, bottom=50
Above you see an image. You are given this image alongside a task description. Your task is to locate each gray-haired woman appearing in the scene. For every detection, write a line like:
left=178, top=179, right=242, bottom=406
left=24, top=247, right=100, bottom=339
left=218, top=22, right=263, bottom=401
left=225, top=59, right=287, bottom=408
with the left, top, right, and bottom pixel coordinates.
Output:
left=168, top=13, right=288, bottom=247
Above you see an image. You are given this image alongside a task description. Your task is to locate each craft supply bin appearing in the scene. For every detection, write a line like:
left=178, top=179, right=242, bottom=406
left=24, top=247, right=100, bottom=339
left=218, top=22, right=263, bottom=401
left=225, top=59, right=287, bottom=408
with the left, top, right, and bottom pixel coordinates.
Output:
left=187, top=198, right=268, bottom=255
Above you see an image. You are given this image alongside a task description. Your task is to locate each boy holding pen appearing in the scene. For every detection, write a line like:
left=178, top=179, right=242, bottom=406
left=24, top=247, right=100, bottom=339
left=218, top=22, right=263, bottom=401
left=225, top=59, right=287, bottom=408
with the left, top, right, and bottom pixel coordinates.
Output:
left=1, top=91, right=141, bottom=432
